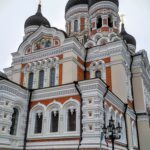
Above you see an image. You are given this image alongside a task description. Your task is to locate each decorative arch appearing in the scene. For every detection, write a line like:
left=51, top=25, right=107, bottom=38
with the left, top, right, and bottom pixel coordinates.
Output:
left=89, top=60, right=106, bottom=81
left=46, top=101, right=62, bottom=133
left=97, top=37, right=109, bottom=45
left=84, top=40, right=96, bottom=48
left=63, top=99, right=80, bottom=132
left=93, top=33, right=103, bottom=42
left=29, top=103, right=46, bottom=135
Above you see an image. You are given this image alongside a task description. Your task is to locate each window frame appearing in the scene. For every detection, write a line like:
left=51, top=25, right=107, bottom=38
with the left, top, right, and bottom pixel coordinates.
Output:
left=38, top=70, right=44, bottom=88
left=50, top=67, right=56, bottom=87
left=10, top=108, right=19, bottom=136
left=28, top=72, right=34, bottom=89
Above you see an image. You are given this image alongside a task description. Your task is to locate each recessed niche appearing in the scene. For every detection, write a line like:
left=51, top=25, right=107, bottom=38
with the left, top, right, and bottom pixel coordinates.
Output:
left=5, top=101, right=9, bottom=106
left=89, top=125, right=93, bottom=131
left=4, top=113, right=7, bottom=118
left=2, top=126, right=5, bottom=131
left=88, top=99, right=92, bottom=104
left=88, top=112, right=92, bottom=117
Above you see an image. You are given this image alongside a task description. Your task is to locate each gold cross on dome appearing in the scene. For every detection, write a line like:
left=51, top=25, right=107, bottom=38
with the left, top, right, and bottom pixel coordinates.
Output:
left=120, top=14, right=125, bottom=24
left=39, top=0, right=42, bottom=5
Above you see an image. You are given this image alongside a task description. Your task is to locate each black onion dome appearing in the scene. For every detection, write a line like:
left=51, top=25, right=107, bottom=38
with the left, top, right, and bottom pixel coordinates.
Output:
left=25, top=4, right=50, bottom=28
left=120, top=24, right=136, bottom=46
left=0, top=71, right=7, bottom=79
left=88, top=0, right=119, bottom=7
left=65, top=0, right=88, bottom=12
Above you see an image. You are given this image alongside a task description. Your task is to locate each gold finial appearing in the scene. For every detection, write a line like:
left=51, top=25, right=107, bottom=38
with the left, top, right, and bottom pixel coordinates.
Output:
left=39, top=0, right=41, bottom=5
left=120, top=14, right=125, bottom=24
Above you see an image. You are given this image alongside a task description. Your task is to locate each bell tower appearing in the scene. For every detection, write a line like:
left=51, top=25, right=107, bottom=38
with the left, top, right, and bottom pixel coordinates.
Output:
left=65, top=0, right=89, bottom=44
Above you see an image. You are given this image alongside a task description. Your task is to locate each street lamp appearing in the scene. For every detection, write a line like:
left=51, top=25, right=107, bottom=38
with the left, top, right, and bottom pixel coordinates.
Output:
left=102, top=116, right=122, bottom=150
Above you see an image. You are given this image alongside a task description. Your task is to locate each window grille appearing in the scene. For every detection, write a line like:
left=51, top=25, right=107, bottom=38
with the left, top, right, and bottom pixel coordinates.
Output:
left=28, top=72, right=34, bottom=89
left=68, top=109, right=76, bottom=131
left=50, top=68, right=55, bottom=87
left=50, top=111, right=59, bottom=132
left=34, top=113, right=43, bottom=134
left=10, top=108, right=19, bottom=135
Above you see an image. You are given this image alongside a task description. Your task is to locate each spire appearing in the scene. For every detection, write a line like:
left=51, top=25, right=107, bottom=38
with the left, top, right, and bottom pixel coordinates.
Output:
left=121, top=23, right=126, bottom=34
left=39, top=0, right=41, bottom=5
left=120, top=14, right=125, bottom=24
left=36, top=1, right=42, bottom=15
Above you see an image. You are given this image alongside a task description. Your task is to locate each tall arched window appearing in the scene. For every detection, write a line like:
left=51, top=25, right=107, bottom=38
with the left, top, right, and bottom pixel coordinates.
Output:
left=68, top=109, right=76, bottom=131
left=34, top=112, right=43, bottom=134
left=97, top=17, right=102, bottom=28
left=74, top=20, right=78, bottom=32
left=10, top=108, right=19, bottom=135
left=39, top=70, right=44, bottom=88
left=50, top=68, right=55, bottom=87
left=28, top=72, right=34, bottom=89
left=121, top=117, right=126, bottom=142
left=132, top=122, right=138, bottom=147
left=108, top=15, right=113, bottom=28
left=95, top=70, right=101, bottom=78
left=50, top=111, right=59, bottom=132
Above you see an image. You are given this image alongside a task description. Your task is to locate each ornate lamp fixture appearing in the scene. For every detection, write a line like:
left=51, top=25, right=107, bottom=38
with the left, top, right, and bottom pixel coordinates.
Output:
left=102, top=116, right=122, bottom=150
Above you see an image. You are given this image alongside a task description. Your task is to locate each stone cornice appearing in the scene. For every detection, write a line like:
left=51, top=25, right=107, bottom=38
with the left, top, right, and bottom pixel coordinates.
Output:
left=106, top=91, right=125, bottom=112
left=87, top=41, right=131, bottom=66
left=89, top=1, right=118, bottom=15
left=12, top=43, right=85, bottom=65
left=0, top=80, right=28, bottom=99
left=65, top=4, right=88, bottom=19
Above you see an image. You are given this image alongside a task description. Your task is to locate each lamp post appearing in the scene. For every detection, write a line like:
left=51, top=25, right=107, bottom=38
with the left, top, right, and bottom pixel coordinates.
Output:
left=102, top=116, right=122, bottom=150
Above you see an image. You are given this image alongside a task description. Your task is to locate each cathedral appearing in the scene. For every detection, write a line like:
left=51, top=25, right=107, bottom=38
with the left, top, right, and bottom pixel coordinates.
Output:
left=0, top=0, right=150, bottom=150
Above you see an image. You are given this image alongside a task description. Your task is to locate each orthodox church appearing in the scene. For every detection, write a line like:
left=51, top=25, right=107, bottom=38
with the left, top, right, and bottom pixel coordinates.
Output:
left=0, top=0, right=150, bottom=150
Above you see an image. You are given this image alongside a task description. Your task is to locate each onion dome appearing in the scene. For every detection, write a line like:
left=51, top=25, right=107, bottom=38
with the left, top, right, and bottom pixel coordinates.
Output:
left=120, top=23, right=136, bottom=46
left=0, top=71, right=7, bottom=79
left=24, top=4, right=50, bottom=29
left=88, top=0, right=119, bottom=7
left=65, top=0, right=88, bottom=12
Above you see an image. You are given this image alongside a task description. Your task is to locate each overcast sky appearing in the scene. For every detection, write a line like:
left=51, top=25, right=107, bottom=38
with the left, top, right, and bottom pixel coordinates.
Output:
left=0, top=0, right=150, bottom=71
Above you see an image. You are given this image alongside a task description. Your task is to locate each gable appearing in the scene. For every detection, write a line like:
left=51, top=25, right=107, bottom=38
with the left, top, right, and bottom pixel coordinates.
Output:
left=18, top=26, right=67, bottom=56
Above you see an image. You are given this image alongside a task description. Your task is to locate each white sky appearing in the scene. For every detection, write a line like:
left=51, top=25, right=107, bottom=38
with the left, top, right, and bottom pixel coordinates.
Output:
left=0, top=0, right=150, bottom=71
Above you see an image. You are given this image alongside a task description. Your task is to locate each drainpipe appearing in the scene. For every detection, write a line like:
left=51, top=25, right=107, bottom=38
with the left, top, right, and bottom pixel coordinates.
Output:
left=123, top=41, right=141, bottom=150
left=130, top=55, right=141, bottom=150
left=84, top=48, right=89, bottom=80
left=100, top=85, right=109, bottom=148
left=123, top=104, right=129, bottom=150
left=74, top=81, right=83, bottom=150
left=23, top=89, right=33, bottom=150
left=103, top=85, right=109, bottom=123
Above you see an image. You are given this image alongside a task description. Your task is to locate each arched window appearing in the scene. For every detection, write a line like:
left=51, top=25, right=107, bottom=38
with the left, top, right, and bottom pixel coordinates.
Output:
left=132, top=122, right=138, bottom=147
left=74, top=20, right=78, bottom=32
left=34, top=112, right=43, bottom=134
left=28, top=72, right=34, bottom=89
left=10, top=108, right=19, bottom=135
left=95, top=70, right=101, bottom=78
left=50, top=111, right=59, bottom=132
left=97, top=17, right=102, bottom=28
left=39, top=70, right=44, bottom=88
left=121, top=117, right=126, bottom=142
left=50, top=68, right=55, bottom=87
left=68, top=109, right=76, bottom=131
left=108, top=15, right=113, bottom=28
